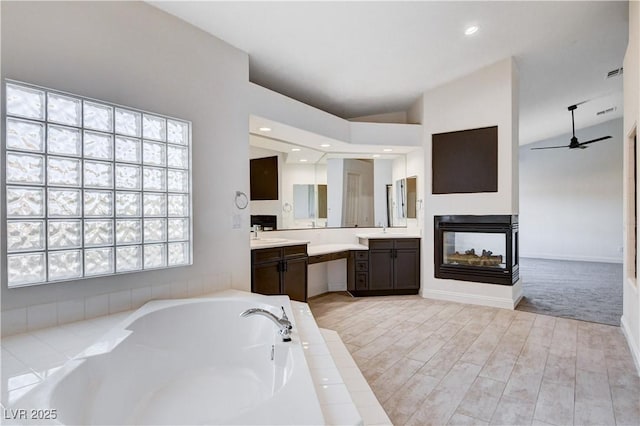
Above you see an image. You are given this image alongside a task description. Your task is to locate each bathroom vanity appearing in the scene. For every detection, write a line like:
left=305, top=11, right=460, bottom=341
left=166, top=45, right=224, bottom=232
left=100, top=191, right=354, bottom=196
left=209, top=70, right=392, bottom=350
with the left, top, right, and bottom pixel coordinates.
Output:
left=250, top=235, right=421, bottom=300
left=348, top=235, right=421, bottom=296
left=251, top=239, right=309, bottom=302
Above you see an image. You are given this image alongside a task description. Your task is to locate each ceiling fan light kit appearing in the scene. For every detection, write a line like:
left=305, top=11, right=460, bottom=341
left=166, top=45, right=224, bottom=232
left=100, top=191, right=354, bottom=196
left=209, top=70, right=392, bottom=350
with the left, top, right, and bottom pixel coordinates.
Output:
left=531, top=104, right=612, bottom=151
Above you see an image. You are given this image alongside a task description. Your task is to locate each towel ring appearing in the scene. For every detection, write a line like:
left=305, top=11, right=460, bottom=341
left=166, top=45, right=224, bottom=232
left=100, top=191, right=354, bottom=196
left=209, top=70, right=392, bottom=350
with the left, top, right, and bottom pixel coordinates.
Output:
left=235, top=191, right=248, bottom=210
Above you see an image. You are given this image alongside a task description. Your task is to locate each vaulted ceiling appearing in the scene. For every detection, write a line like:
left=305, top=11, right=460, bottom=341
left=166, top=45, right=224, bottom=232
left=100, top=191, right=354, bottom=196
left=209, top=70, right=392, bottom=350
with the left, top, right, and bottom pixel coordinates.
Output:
left=151, top=1, right=628, bottom=145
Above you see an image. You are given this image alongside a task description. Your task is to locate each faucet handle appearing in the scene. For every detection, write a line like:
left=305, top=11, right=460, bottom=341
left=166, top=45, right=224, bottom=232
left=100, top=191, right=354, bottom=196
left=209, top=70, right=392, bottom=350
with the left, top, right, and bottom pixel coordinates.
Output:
left=280, top=306, right=289, bottom=322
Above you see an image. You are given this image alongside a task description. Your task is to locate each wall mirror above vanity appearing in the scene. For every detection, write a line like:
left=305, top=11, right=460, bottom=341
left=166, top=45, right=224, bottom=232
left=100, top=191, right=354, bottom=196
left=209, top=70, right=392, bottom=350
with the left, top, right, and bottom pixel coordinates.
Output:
left=249, top=117, right=420, bottom=230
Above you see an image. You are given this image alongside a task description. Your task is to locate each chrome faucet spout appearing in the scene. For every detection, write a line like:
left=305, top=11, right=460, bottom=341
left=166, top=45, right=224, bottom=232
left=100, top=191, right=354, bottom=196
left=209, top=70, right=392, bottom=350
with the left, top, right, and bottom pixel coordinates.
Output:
left=240, top=306, right=292, bottom=342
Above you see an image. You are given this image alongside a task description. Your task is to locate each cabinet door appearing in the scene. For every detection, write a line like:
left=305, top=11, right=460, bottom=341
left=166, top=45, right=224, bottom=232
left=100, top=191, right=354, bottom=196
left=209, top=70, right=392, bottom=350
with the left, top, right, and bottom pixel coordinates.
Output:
left=252, top=261, right=281, bottom=295
left=356, top=272, right=369, bottom=290
left=369, top=250, right=394, bottom=290
left=282, top=257, right=308, bottom=302
left=394, top=249, right=420, bottom=289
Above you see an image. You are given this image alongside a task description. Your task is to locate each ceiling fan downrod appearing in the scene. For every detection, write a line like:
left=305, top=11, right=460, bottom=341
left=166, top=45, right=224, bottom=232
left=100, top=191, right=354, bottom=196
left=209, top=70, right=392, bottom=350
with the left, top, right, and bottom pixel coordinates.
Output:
left=568, top=105, right=579, bottom=148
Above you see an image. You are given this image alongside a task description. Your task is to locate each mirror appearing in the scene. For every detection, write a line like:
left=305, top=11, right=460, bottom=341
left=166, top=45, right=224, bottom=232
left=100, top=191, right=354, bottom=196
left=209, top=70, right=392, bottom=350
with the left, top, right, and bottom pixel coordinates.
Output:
left=407, top=176, right=417, bottom=219
left=394, top=176, right=417, bottom=225
left=293, top=184, right=315, bottom=220
left=249, top=134, right=411, bottom=230
left=293, top=184, right=327, bottom=222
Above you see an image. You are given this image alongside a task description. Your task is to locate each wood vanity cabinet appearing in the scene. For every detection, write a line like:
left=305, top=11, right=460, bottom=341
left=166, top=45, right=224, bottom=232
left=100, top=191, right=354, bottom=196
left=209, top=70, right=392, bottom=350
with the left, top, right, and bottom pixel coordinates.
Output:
left=347, top=250, right=370, bottom=292
left=348, top=238, right=420, bottom=296
left=251, top=244, right=308, bottom=302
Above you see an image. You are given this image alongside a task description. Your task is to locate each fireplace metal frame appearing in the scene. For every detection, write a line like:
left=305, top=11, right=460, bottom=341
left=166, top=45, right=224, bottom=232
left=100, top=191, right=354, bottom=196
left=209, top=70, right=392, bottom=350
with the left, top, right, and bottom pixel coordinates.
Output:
left=434, top=215, right=519, bottom=286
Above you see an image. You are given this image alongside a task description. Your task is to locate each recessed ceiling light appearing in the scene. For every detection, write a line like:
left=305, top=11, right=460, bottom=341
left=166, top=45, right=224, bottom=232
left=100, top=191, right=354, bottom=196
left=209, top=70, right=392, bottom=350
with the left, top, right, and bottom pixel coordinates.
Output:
left=300, top=159, right=308, bottom=162
left=383, top=148, right=393, bottom=152
left=258, top=127, right=271, bottom=132
left=372, top=154, right=381, bottom=158
left=464, top=25, right=479, bottom=36
left=320, top=144, right=331, bottom=148
left=291, top=148, right=301, bottom=152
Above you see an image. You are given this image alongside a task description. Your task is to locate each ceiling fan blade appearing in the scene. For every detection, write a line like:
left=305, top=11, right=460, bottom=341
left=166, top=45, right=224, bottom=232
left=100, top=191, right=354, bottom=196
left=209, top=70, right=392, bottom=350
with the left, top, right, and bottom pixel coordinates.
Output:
left=578, top=136, right=612, bottom=146
left=531, top=145, right=570, bottom=150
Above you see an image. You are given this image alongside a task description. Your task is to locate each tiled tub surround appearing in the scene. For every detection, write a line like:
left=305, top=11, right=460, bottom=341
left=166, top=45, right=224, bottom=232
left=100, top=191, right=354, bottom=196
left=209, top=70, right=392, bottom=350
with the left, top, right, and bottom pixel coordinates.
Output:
left=1, top=291, right=376, bottom=425
left=1, top=274, right=230, bottom=336
left=309, top=292, right=640, bottom=426
left=293, top=302, right=390, bottom=425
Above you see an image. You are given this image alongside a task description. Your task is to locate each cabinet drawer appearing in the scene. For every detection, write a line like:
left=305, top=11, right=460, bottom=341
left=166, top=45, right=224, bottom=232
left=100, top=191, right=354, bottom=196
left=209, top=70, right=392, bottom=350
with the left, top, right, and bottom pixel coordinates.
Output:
left=356, top=261, right=368, bottom=272
left=332, top=250, right=350, bottom=260
left=284, top=244, right=308, bottom=258
left=354, top=250, right=368, bottom=260
left=308, top=253, right=332, bottom=264
left=356, top=272, right=368, bottom=290
left=395, top=239, right=420, bottom=249
left=369, top=239, right=394, bottom=250
left=252, top=248, right=282, bottom=264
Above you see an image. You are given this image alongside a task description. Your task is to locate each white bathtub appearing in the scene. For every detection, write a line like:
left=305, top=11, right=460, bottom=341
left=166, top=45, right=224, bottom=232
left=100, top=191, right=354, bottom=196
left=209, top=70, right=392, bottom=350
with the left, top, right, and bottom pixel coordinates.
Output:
left=9, top=293, right=325, bottom=425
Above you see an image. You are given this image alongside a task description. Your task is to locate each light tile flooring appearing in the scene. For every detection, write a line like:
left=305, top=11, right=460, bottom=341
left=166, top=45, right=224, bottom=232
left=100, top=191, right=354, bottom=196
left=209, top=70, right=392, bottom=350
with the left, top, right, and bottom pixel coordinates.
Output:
left=308, top=292, right=640, bottom=426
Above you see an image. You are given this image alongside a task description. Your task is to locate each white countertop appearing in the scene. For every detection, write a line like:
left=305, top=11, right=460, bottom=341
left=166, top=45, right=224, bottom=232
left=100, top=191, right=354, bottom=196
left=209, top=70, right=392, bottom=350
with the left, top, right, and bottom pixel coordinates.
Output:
left=355, top=232, right=421, bottom=239
left=307, top=243, right=368, bottom=256
left=250, top=238, right=310, bottom=250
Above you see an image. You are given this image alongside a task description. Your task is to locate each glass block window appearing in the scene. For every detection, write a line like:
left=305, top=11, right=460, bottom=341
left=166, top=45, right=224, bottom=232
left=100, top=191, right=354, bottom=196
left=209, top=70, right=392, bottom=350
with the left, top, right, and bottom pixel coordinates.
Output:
left=5, top=80, right=192, bottom=287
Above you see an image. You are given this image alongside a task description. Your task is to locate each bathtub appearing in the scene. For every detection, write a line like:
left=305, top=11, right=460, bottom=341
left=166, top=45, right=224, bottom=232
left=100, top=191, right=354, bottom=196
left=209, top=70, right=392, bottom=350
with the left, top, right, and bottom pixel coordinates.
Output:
left=8, top=292, right=325, bottom=425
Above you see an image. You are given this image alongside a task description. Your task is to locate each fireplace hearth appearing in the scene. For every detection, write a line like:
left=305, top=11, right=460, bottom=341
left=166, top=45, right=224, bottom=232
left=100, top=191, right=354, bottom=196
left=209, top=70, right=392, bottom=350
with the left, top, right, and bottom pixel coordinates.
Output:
left=434, top=215, right=518, bottom=285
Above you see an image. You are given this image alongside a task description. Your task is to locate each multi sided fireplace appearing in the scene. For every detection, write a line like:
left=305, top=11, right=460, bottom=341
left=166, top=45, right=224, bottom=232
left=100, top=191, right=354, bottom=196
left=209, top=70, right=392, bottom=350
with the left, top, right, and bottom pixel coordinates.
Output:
left=434, top=215, right=519, bottom=285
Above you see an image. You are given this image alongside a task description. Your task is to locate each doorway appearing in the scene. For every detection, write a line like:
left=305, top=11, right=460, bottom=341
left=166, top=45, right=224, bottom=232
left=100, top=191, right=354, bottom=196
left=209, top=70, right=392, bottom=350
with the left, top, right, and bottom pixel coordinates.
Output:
left=518, top=118, right=624, bottom=325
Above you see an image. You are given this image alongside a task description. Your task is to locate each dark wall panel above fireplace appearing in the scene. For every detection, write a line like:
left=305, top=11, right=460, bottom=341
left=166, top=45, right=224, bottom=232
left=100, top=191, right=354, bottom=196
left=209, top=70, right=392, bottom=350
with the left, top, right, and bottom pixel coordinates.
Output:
left=432, top=126, right=498, bottom=194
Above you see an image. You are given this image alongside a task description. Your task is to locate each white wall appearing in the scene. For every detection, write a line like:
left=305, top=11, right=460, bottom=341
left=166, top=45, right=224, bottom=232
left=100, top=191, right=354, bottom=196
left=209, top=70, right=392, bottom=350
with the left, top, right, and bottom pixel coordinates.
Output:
left=1, top=2, right=250, bottom=333
left=520, top=118, right=624, bottom=263
left=350, top=122, right=422, bottom=147
left=250, top=83, right=350, bottom=143
left=407, top=95, right=424, bottom=125
left=622, top=0, right=640, bottom=371
left=406, top=149, right=425, bottom=230
left=421, top=58, right=521, bottom=309
left=249, top=83, right=422, bottom=150
left=349, top=111, right=408, bottom=124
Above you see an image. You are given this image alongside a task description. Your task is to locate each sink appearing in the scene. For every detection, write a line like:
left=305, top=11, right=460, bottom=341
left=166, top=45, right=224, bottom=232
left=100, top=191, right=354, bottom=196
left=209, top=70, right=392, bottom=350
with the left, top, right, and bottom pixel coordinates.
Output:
left=250, top=237, right=311, bottom=248
left=251, top=237, right=289, bottom=244
left=356, top=232, right=418, bottom=239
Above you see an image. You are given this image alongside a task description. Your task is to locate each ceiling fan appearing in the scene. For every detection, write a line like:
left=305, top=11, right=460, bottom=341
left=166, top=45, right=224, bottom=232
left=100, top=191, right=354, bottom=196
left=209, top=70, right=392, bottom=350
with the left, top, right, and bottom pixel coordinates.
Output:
left=531, top=104, right=612, bottom=150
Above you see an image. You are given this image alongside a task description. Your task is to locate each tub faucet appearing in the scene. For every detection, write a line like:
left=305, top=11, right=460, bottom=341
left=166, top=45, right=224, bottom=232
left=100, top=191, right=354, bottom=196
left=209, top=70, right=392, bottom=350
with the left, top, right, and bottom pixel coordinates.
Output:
left=240, top=306, right=292, bottom=342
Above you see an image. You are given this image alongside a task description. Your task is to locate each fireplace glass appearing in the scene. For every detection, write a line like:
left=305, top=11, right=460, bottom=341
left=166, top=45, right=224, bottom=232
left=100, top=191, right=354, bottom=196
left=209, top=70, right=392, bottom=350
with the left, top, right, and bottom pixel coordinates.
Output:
left=435, top=215, right=518, bottom=285
left=443, top=231, right=506, bottom=269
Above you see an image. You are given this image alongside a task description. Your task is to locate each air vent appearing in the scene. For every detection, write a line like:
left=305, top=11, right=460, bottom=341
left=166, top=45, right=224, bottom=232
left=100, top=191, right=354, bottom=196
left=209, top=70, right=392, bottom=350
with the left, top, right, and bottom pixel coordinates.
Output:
left=596, top=106, right=617, bottom=116
left=606, top=67, right=623, bottom=79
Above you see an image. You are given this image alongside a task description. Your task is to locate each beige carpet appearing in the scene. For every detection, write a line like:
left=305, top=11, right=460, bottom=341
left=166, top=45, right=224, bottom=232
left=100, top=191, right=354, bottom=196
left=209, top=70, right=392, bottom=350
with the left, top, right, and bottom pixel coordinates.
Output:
left=516, top=257, right=623, bottom=326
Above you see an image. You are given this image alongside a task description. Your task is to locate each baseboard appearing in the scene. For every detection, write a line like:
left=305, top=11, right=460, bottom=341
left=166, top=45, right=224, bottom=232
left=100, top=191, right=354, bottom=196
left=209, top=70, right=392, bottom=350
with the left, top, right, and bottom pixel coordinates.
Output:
left=422, top=288, right=519, bottom=310
left=620, top=315, right=640, bottom=376
left=520, top=253, right=623, bottom=264
left=512, top=280, right=524, bottom=307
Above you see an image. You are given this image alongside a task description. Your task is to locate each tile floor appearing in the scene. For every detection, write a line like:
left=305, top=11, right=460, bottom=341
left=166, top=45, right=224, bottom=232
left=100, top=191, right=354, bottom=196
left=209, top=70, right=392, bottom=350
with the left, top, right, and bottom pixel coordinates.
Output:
left=308, top=292, right=640, bottom=426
